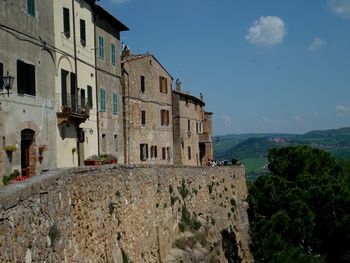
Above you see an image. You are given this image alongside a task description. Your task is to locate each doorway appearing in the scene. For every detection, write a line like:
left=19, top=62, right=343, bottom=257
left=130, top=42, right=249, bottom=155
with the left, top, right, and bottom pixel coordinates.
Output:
left=21, top=129, right=35, bottom=177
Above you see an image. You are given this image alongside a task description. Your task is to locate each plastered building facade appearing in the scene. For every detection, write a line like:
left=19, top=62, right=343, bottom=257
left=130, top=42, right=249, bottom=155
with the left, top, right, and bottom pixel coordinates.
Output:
left=94, top=6, right=128, bottom=163
left=54, top=0, right=98, bottom=167
left=122, top=50, right=174, bottom=164
left=0, top=0, right=57, bottom=185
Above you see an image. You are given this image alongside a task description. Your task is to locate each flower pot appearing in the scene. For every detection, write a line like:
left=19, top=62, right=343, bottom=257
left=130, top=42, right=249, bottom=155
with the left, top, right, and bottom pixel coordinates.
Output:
left=84, top=160, right=103, bottom=166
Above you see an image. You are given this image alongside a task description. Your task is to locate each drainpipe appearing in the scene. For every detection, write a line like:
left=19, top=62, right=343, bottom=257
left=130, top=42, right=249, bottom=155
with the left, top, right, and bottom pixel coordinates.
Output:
left=71, top=0, right=81, bottom=165
left=122, top=66, right=130, bottom=164
left=93, top=7, right=100, bottom=156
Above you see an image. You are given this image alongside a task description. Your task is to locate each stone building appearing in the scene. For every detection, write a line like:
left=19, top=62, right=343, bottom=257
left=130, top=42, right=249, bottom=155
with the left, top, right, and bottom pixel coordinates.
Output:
left=172, top=81, right=213, bottom=166
left=94, top=5, right=128, bottom=163
left=0, top=0, right=57, bottom=184
left=53, top=0, right=99, bottom=167
left=122, top=49, right=174, bottom=164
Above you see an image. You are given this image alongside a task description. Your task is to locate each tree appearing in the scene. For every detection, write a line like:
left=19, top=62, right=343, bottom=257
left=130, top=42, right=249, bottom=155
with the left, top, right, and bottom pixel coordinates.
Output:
left=249, top=145, right=350, bottom=262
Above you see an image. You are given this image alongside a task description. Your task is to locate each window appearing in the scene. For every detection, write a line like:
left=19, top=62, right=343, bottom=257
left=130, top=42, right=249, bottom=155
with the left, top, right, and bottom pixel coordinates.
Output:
left=87, top=85, right=93, bottom=109
left=188, top=119, right=191, bottom=132
left=161, top=110, right=169, bottom=126
left=151, top=146, right=158, bottom=158
left=111, top=43, right=116, bottom=65
left=63, top=8, right=70, bottom=37
left=0, top=62, right=3, bottom=91
left=114, top=135, right=118, bottom=152
left=27, top=0, right=35, bottom=17
left=17, top=60, right=36, bottom=96
left=140, top=76, right=145, bottom=93
left=112, top=93, right=118, bottom=114
left=140, top=144, right=148, bottom=161
left=196, top=122, right=199, bottom=133
left=162, top=147, right=166, bottom=160
left=141, top=110, right=146, bottom=126
left=100, top=89, right=106, bottom=112
left=61, top=69, right=69, bottom=106
left=101, top=134, right=106, bottom=153
left=188, top=146, right=192, bottom=160
left=98, top=36, right=104, bottom=59
left=80, top=19, right=86, bottom=46
left=80, top=89, right=86, bottom=108
left=167, top=147, right=170, bottom=161
left=159, top=76, right=168, bottom=93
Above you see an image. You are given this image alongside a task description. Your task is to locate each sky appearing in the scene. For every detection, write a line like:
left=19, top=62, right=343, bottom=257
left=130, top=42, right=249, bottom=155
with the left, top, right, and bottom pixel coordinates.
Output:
left=99, top=0, right=350, bottom=135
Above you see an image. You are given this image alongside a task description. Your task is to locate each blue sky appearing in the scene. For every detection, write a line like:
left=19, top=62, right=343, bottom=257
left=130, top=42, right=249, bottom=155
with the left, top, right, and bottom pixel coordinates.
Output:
left=100, top=0, right=350, bottom=135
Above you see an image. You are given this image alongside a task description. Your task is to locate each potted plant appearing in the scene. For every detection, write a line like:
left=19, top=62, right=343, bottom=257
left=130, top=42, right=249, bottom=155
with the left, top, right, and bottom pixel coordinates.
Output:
left=101, top=154, right=118, bottom=164
left=84, top=155, right=103, bottom=166
left=3, top=144, right=17, bottom=154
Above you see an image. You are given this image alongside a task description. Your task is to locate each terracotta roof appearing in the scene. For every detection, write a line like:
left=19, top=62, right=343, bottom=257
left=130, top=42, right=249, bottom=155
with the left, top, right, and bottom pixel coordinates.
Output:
left=122, top=54, right=173, bottom=79
left=173, top=90, right=205, bottom=106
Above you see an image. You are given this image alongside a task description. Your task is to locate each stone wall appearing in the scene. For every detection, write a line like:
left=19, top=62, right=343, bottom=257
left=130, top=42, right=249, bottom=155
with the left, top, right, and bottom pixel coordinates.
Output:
left=0, top=165, right=253, bottom=262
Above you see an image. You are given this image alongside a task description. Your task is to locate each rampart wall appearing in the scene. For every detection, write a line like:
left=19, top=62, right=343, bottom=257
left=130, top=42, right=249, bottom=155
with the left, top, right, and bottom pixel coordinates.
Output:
left=0, top=165, right=253, bottom=262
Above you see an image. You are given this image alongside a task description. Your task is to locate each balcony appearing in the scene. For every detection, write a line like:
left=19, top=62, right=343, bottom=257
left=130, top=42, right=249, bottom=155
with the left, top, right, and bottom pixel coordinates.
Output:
left=199, top=132, right=211, bottom=143
left=56, top=93, right=89, bottom=125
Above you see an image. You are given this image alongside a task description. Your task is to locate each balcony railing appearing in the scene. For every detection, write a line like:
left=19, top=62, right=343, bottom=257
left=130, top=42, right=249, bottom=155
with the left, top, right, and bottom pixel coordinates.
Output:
left=56, top=93, right=89, bottom=125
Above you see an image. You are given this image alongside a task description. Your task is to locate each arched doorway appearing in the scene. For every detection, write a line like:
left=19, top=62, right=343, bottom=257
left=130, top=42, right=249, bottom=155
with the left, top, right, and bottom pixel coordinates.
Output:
left=21, top=129, right=35, bottom=177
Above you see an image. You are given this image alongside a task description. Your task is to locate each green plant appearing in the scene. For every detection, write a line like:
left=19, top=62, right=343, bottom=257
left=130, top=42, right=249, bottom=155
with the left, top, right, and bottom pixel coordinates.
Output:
left=3, top=144, right=17, bottom=152
left=48, top=224, right=60, bottom=246
left=2, top=170, right=20, bottom=185
left=179, top=205, right=202, bottom=232
left=179, top=179, right=189, bottom=200
left=121, top=248, right=129, bottom=263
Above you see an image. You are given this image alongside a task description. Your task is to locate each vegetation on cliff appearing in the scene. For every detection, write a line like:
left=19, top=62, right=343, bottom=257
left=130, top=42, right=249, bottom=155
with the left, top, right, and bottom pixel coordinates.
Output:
left=248, top=145, right=350, bottom=262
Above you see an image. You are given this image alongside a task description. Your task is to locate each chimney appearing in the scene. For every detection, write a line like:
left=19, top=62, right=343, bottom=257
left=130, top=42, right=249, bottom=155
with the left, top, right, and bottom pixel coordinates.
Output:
left=122, top=45, right=132, bottom=59
left=175, top=79, right=181, bottom=92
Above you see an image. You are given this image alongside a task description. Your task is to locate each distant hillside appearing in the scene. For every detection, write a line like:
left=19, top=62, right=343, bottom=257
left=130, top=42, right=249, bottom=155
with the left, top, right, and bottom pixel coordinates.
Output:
left=214, top=127, right=350, bottom=177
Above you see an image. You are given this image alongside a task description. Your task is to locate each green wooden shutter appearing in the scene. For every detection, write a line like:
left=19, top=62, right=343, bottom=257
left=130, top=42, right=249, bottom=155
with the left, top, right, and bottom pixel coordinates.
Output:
left=27, top=63, right=36, bottom=96
left=80, top=19, right=86, bottom=46
left=113, top=93, right=118, bottom=114
left=27, top=0, right=35, bottom=16
left=63, top=8, right=70, bottom=37
left=17, top=60, right=25, bottom=94
left=87, top=85, right=93, bottom=109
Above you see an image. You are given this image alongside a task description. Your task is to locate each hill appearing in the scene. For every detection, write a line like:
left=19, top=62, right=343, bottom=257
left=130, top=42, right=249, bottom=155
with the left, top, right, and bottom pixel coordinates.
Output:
left=214, top=127, right=350, bottom=177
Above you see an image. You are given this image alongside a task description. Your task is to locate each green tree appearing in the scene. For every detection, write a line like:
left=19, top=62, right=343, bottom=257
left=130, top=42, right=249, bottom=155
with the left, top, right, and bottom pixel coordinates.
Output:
left=249, top=145, right=350, bottom=262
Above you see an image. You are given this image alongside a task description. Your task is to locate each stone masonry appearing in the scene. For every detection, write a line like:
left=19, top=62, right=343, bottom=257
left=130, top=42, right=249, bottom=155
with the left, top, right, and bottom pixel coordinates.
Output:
left=0, top=165, right=253, bottom=262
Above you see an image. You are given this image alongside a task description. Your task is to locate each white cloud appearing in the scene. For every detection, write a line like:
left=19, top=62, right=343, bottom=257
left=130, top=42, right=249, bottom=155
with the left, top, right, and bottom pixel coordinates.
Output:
left=221, top=115, right=233, bottom=127
left=246, top=16, right=287, bottom=47
left=111, top=0, right=129, bottom=5
left=308, top=37, right=326, bottom=51
left=336, top=105, right=350, bottom=114
left=329, top=0, right=350, bottom=18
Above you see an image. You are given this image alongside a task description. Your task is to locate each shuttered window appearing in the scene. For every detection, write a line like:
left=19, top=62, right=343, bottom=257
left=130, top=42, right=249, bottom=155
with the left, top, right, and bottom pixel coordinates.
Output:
left=61, top=69, right=69, bottom=106
left=111, top=43, right=116, bottom=65
left=159, top=76, right=168, bottom=93
left=81, top=89, right=86, bottom=108
left=161, top=110, right=169, bottom=126
left=17, top=60, right=36, bottom=96
left=188, top=147, right=192, bottom=160
left=112, top=93, right=118, bottom=114
left=98, top=36, right=104, bottom=59
left=100, top=89, right=106, bottom=112
left=63, top=8, right=70, bottom=37
left=0, top=62, right=3, bottom=91
left=87, top=85, right=93, bottom=109
left=80, top=19, right=86, bottom=46
left=27, top=0, right=35, bottom=17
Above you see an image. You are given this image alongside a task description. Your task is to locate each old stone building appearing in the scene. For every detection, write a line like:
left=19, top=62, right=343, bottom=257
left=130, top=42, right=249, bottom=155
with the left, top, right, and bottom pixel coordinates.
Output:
left=94, top=5, right=128, bottom=163
left=0, top=0, right=57, bottom=185
left=172, top=81, right=213, bottom=166
left=122, top=49, right=174, bottom=164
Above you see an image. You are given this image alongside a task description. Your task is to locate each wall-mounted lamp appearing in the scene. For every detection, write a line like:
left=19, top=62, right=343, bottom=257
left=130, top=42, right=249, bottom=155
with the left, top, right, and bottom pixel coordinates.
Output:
left=1, top=71, right=14, bottom=97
